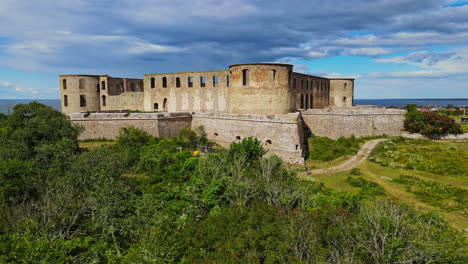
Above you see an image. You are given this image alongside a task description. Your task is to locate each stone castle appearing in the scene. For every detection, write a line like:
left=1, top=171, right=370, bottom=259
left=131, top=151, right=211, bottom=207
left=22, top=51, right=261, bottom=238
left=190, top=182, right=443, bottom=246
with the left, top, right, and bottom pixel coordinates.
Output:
left=60, top=63, right=405, bottom=164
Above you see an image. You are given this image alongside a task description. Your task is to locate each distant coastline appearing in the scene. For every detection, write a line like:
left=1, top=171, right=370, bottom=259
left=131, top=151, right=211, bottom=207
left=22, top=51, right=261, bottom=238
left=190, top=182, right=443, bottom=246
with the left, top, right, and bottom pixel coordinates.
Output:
left=1, top=98, right=467, bottom=114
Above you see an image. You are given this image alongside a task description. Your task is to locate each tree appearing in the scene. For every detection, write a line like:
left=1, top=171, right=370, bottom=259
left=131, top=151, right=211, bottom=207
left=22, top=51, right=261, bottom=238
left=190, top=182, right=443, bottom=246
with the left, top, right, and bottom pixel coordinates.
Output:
left=404, top=104, right=462, bottom=139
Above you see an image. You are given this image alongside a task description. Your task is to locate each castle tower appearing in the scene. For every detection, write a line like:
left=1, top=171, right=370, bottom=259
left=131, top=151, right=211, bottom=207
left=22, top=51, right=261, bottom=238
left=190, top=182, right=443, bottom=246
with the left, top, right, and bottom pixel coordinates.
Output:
left=228, top=63, right=294, bottom=114
left=329, top=79, right=354, bottom=107
left=60, top=75, right=101, bottom=114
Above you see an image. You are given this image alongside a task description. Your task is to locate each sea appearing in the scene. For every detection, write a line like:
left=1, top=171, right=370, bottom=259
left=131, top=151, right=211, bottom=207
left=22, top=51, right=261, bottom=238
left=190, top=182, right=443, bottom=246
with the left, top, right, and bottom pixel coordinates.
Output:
left=1, top=98, right=468, bottom=114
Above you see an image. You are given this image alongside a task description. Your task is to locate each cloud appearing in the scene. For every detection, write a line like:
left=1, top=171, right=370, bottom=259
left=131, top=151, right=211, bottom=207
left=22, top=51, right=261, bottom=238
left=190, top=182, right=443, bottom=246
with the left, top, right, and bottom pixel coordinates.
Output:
left=369, top=47, right=468, bottom=78
left=375, top=51, right=456, bottom=66
left=341, top=47, right=394, bottom=57
left=0, top=0, right=467, bottom=98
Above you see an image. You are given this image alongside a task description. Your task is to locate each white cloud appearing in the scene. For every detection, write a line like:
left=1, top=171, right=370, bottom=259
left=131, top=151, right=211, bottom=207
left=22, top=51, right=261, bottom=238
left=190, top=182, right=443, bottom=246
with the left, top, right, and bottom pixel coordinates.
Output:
left=342, top=47, right=393, bottom=56
left=370, top=47, right=468, bottom=78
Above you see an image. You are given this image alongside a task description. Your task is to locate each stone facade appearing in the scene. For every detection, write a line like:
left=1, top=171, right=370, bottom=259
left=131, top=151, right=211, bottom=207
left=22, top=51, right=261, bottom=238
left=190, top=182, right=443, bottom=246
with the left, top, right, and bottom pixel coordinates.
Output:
left=301, top=107, right=406, bottom=139
left=60, top=63, right=355, bottom=115
left=60, top=62, right=407, bottom=164
left=69, top=112, right=192, bottom=140
left=191, top=112, right=305, bottom=164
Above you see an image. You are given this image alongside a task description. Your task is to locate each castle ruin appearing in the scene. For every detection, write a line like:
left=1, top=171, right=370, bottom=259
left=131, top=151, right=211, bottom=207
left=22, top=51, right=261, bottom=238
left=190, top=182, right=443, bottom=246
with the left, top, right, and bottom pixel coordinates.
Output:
left=60, top=63, right=405, bottom=164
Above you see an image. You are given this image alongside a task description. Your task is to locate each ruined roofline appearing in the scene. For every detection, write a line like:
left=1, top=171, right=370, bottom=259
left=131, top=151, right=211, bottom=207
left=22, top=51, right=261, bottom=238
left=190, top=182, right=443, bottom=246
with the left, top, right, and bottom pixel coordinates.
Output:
left=292, top=72, right=355, bottom=81
left=144, top=70, right=229, bottom=76
left=229, top=62, right=293, bottom=68
left=59, top=74, right=104, bottom=77
left=59, top=74, right=143, bottom=80
left=292, top=72, right=330, bottom=80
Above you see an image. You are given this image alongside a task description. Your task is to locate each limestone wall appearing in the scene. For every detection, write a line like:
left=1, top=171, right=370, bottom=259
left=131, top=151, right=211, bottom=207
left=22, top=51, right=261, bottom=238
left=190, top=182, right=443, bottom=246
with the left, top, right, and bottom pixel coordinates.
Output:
left=191, top=112, right=305, bottom=164
left=228, top=63, right=293, bottom=114
left=60, top=75, right=101, bottom=114
left=329, top=79, right=354, bottom=107
left=69, top=112, right=192, bottom=140
left=291, top=73, right=330, bottom=110
left=143, top=70, right=229, bottom=112
left=301, top=107, right=406, bottom=139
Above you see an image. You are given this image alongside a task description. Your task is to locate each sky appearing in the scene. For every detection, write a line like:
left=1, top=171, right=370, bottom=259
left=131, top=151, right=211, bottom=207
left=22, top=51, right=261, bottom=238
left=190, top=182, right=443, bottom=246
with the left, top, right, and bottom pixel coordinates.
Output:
left=0, top=0, right=468, bottom=99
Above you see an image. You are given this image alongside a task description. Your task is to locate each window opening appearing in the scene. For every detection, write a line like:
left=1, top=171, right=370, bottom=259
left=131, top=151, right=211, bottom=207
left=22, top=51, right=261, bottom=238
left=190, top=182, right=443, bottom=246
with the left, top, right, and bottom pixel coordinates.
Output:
left=80, top=95, right=86, bottom=107
left=188, top=77, right=193, bottom=87
left=176, top=77, right=181, bottom=88
left=102, top=95, right=106, bottom=106
left=162, top=77, right=167, bottom=88
left=200, top=76, right=206, bottom=87
left=64, top=95, right=68, bottom=107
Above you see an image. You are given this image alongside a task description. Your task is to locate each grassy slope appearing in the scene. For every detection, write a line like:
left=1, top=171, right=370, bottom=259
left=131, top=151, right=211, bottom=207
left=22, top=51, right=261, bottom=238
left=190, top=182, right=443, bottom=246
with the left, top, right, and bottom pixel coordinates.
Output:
left=304, top=139, right=468, bottom=232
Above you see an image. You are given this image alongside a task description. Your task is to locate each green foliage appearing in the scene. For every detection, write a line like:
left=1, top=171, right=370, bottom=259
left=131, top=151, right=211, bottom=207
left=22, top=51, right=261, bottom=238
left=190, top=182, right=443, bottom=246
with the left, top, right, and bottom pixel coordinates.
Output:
left=394, top=175, right=467, bottom=211
left=346, top=177, right=386, bottom=197
left=349, top=168, right=362, bottom=175
left=117, top=126, right=154, bottom=147
left=308, top=134, right=363, bottom=161
left=404, top=105, right=462, bottom=138
left=370, top=137, right=468, bottom=176
left=0, top=105, right=466, bottom=263
left=228, top=137, right=266, bottom=165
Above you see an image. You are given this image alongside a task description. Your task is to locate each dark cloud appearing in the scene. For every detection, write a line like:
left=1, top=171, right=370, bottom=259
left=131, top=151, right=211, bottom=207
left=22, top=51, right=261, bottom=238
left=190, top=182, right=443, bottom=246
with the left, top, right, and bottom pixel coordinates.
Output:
left=0, top=0, right=467, bottom=76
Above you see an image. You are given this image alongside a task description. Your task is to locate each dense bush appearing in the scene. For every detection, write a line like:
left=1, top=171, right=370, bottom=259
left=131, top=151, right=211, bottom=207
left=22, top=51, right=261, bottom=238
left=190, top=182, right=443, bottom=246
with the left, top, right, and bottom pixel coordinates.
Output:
left=404, top=104, right=462, bottom=139
left=1, top=103, right=466, bottom=263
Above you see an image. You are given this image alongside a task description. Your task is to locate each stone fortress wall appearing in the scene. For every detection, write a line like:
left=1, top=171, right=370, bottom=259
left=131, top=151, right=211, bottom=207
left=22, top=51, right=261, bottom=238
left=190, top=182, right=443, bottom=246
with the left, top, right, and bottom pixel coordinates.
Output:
left=70, top=111, right=306, bottom=164
left=60, top=63, right=406, bottom=164
left=301, top=107, right=406, bottom=139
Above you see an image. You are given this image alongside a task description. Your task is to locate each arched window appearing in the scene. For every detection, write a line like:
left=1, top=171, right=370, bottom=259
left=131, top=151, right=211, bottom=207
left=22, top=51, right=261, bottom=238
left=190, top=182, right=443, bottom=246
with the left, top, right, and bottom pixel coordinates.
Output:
left=102, top=95, right=106, bottom=106
left=242, top=69, right=248, bottom=86
left=265, top=140, right=272, bottom=146
left=163, top=98, right=168, bottom=110
left=272, top=69, right=276, bottom=81
left=63, top=95, right=68, bottom=107
left=236, top=136, right=241, bottom=141
left=154, top=103, right=159, bottom=110
left=310, top=94, right=313, bottom=109
left=176, top=77, right=181, bottom=88
left=62, top=79, right=67, bottom=90
left=305, top=94, right=309, bottom=109
left=162, top=77, right=167, bottom=88
left=300, top=94, right=304, bottom=109
left=343, top=97, right=347, bottom=103
left=151, top=77, right=155, bottom=88
left=214, top=133, right=218, bottom=136
left=80, top=95, right=86, bottom=107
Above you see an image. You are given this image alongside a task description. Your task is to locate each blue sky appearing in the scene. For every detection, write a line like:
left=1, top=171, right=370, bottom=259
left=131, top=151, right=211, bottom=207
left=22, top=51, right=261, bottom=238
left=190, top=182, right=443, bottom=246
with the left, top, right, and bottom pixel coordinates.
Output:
left=0, top=0, right=467, bottom=99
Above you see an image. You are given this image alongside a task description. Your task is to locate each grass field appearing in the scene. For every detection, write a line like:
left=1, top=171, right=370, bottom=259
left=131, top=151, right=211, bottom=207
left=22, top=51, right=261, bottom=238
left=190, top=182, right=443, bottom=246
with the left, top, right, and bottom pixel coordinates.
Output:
left=304, top=138, right=468, bottom=232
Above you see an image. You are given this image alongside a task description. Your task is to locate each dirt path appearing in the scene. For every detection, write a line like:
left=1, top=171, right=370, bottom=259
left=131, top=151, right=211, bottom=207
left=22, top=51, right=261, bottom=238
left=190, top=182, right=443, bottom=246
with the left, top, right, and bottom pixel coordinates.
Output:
left=308, top=139, right=389, bottom=175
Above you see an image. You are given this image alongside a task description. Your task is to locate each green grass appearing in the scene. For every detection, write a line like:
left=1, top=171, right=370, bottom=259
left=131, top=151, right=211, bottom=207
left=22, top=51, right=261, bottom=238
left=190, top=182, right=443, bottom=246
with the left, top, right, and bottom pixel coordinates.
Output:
left=309, top=161, right=467, bottom=232
left=369, top=137, right=468, bottom=176
left=393, top=175, right=467, bottom=212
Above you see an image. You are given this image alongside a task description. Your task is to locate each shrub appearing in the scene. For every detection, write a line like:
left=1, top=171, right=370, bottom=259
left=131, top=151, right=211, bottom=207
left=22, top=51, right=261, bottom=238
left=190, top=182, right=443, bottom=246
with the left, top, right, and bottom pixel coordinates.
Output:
left=404, top=105, right=462, bottom=139
left=349, top=168, right=362, bottom=175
